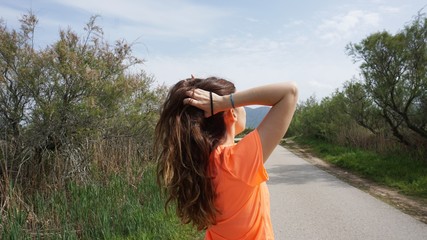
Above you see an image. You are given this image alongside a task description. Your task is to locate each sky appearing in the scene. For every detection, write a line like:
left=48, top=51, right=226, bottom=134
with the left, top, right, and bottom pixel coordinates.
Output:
left=1, top=0, right=426, bottom=101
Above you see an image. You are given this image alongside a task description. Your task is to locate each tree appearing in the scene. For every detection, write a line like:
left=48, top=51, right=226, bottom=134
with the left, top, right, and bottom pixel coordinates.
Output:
left=0, top=12, right=164, bottom=189
left=347, top=13, right=427, bottom=145
left=342, top=79, right=383, bottom=135
left=0, top=13, right=38, bottom=169
left=289, top=92, right=350, bottom=142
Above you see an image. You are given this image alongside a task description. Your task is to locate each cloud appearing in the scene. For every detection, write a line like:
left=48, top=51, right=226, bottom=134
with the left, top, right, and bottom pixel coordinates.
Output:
left=308, top=80, right=335, bottom=90
left=49, top=0, right=229, bottom=38
left=283, top=20, right=304, bottom=28
left=206, top=35, right=289, bottom=56
left=316, top=10, right=380, bottom=44
left=379, top=6, right=400, bottom=14
left=245, top=17, right=260, bottom=23
left=143, top=32, right=356, bottom=102
left=145, top=52, right=354, bottom=102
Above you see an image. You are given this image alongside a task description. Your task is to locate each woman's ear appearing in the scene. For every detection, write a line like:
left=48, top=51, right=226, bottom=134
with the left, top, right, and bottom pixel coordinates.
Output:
left=231, top=108, right=237, bottom=120
left=224, top=109, right=237, bottom=123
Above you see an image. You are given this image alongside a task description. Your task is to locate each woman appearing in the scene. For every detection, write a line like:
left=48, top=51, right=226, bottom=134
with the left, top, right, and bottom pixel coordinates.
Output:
left=155, top=76, right=298, bottom=239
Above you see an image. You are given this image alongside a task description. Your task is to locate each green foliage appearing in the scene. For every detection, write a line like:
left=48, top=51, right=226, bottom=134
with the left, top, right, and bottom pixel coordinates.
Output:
left=293, top=137, right=427, bottom=198
left=286, top=13, right=427, bottom=202
left=0, top=11, right=195, bottom=239
left=236, top=127, right=254, bottom=138
left=288, top=12, right=427, bottom=153
left=346, top=12, right=427, bottom=145
left=1, top=164, right=203, bottom=239
left=342, top=79, right=384, bottom=135
left=289, top=92, right=352, bottom=142
left=0, top=13, right=164, bottom=189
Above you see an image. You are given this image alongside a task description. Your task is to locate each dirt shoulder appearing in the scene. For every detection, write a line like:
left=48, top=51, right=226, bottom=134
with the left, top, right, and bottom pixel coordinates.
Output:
left=282, top=141, right=427, bottom=224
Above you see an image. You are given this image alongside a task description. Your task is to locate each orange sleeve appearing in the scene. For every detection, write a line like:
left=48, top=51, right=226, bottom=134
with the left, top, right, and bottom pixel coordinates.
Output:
left=221, top=129, right=268, bottom=186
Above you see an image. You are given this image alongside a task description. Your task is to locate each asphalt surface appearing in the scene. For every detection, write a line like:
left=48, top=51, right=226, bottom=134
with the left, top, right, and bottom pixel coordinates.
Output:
left=265, top=145, right=427, bottom=240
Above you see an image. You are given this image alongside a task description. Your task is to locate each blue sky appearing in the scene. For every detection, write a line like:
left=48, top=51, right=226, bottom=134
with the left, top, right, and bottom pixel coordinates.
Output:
left=1, top=0, right=426, bottom=101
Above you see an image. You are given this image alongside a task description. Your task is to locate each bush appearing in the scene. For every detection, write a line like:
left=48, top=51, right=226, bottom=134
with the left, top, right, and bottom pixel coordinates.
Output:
left=0, top=12, right=184, bottom=239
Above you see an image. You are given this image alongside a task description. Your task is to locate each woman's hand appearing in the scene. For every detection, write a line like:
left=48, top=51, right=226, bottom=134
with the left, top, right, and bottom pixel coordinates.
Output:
left=183, top=88, right=223, bottom=118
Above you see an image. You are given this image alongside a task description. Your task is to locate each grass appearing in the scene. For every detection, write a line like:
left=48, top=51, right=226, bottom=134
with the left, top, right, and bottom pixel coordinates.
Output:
left=287, top=137, right=427, bottom=199
left=0, top=163, right=204, bottom=239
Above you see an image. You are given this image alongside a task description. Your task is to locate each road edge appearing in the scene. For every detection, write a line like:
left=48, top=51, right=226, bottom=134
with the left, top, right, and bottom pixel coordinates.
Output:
left=281, top=141, right=427, bottom=225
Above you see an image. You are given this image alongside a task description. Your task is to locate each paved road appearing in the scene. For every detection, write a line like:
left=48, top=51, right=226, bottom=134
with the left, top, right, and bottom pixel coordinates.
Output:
left=265, top=146, right=427, bottom=240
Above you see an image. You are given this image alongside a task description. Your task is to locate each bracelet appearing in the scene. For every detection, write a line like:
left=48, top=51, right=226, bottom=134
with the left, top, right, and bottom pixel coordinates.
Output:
left=230, top=93, right=235, bottom=108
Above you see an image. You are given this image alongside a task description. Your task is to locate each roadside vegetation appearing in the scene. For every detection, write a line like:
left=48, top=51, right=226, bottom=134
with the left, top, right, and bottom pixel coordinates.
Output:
left=0, top=13, right=201, bottom=239
left=286, top=12, right=427, bottom=200
left=287, top=138, right=427, bottom=198
left=2, top=164, right=202, bottom=239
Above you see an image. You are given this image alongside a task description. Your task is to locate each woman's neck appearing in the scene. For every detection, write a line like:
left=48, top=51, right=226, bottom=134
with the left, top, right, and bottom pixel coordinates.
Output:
left=223, top=123, right=236, bottom=146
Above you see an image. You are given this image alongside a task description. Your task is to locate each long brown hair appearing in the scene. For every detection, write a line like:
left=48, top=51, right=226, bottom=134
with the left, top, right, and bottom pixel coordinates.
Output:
left=155, top=77, right=235, bottom=230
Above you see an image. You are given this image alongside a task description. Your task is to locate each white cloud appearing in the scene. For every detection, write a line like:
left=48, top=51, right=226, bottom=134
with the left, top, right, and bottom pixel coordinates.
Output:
left=380, top=6, right=400, bottom=14
left=283, top=20, right=304, bottom=28
left=245, top=17, right=260, bottom=23
left=49, top=0, right=229, bottom=37
left=143, top=32, right=357, bottom=102
left=316, top=10, right=380, bottom=44
left=308, top=80, right=334, bottom=90
left=145, top=53, right=355, bottom=102
left=8, top=0, right=410, bottom=102
left=206, top=35, right=289, bottom=56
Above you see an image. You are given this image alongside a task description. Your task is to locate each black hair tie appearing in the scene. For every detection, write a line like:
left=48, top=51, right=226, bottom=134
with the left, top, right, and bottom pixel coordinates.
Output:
left=209, top=91, right=214, bottom=116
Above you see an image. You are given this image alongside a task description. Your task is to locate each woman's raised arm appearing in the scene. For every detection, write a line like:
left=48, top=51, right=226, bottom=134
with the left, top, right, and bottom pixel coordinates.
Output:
left=229, top=82, right=298, bottom=161
left=184, top=81, right=298, bottom=162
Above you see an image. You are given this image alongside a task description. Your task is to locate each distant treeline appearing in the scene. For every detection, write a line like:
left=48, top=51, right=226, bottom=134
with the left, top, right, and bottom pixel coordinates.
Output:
left=288, top=12, right=427, bottom=157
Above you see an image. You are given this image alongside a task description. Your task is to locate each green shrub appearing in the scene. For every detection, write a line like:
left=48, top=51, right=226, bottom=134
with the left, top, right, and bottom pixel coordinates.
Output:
left=292, top=137, right=427, bottom=198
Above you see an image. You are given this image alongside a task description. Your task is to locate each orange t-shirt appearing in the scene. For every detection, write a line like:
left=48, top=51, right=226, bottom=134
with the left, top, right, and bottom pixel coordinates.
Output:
left=205, top=130, right=274, bottom=240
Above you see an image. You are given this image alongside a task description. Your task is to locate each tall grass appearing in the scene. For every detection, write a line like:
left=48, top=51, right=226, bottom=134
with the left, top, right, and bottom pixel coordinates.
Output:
left=0, top=139, right=203, bottom=239
left=290, top=137, right=427, bottom=198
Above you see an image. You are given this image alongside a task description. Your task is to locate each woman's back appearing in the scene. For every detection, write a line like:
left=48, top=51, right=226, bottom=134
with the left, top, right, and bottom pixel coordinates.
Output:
left=155, top=77, right=298, bottom=239
left=206, top=130, right=273, bottom=239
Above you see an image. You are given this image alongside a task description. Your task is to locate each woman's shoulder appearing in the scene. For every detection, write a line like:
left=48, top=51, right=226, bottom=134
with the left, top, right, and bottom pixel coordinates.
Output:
left=235, top=129, right=261, bottom=149
left=211, top=129, right=261, bottom=162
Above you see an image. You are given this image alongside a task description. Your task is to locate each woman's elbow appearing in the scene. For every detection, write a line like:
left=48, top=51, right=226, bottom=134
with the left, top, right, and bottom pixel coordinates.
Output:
left=289, top=82, right=298, bottom=98
left=283, top=81, right=298, bottom=103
